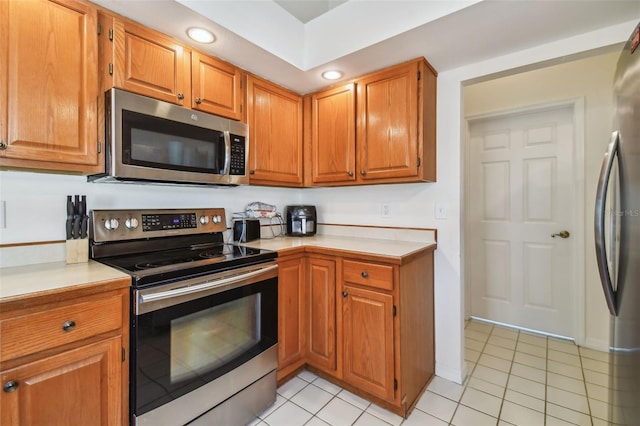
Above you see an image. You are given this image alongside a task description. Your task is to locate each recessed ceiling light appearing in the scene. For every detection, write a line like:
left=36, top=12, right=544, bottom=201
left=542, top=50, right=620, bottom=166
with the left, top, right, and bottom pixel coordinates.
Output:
left=187, top=27, right=215, bottom=44
left=322, top=70, right=343, bottom=80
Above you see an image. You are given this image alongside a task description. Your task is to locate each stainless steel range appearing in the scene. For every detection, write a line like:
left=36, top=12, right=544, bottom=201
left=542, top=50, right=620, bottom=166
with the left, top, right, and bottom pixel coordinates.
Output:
left=89, top=208, right=278, bottom=426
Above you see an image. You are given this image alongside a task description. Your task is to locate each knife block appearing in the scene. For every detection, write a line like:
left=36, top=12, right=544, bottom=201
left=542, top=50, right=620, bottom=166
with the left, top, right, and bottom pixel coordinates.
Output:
left=66, top=239, right=88, bottom=264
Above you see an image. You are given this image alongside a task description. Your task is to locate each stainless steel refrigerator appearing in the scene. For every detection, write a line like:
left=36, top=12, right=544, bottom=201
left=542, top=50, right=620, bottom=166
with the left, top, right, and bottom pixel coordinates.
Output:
left=595, top=21, right=640, bottom=426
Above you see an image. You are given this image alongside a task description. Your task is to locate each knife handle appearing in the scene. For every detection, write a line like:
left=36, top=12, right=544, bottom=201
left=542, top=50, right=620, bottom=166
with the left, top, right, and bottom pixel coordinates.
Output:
left=79, top=195, right=86, bottom=216
left=72, top=216, right=81, bottom=239
left=66, top=218, right=73, bottom=240
left=80, top=215, right=88, bottom=239
left=67, top=195, right=74, bottom=218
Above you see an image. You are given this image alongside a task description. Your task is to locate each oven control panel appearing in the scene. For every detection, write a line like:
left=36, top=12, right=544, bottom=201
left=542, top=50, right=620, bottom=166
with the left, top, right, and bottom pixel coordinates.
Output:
left=91, top=208, right=227, bottom=242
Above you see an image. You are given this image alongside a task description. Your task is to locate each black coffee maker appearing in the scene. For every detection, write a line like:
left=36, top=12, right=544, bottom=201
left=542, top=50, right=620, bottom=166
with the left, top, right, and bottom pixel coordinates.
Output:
left=285, top=205, right=317, bottom=236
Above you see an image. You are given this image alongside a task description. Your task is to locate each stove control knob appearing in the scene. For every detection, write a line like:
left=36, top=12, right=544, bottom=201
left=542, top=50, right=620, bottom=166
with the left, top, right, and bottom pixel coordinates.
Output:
left=213, top=215, right=222, bottom=224
left=125, top=218, right=139, bottom=230
left=104, top=218, right=119, bottom=231
left=199, top=215, right=210, bottom=225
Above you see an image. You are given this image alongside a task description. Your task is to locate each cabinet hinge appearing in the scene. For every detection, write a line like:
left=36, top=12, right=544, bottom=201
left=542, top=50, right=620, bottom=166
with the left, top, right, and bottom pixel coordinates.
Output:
left=109, top=28, right=114, bottom=42
left=97, top=22, right=102, bottom=36
left=97, top=141, right=102, bottom=154
left=394, top=378, right=398, bottom=391
left=417, top=157, right=421, bottom=167
left=122, top=347, right=126, bottom=362
left=417, top=70, right=421, bottom=81
left=108, top=63, right=113, bottom=76
left=393, top=305, right=397, bottom=317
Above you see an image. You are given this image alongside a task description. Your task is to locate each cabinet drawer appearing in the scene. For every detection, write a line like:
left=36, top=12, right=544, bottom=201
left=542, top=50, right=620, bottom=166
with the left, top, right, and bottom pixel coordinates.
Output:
left=342, top=260, right=393, bottom=291
left=1, top=295, right=123, bottom=362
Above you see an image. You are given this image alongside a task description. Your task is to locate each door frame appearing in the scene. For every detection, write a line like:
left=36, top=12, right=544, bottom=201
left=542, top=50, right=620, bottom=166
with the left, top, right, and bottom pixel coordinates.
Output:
left=463, top=97, right=586, bottom=345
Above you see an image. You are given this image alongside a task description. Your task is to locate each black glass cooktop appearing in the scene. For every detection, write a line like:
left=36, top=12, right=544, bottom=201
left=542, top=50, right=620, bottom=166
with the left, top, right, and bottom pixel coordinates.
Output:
left=96, top=243, right=276, bottom=288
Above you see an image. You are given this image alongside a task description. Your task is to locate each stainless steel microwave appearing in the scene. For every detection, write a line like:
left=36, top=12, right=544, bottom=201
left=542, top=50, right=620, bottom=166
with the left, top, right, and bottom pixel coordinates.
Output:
left=89, top=88, right=249, bottom=186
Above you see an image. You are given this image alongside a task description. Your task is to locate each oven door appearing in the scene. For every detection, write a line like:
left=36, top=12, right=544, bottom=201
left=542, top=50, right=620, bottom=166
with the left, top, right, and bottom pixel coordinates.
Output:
left=132, top=263, right=278, bottom=425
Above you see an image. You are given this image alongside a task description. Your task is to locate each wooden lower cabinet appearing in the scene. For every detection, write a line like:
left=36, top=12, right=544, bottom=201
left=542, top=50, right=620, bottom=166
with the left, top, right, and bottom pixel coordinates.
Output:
left=1, top=337, right=122, bottom=426
left=342, top=284, right=395, bottom=401
left=276, top=247, right=435, bottom=418
left=0, top=280, right=130, bottom=426
left=276, top=254, right=306, bottom=380
left=306, top=256, right=337, bottom=373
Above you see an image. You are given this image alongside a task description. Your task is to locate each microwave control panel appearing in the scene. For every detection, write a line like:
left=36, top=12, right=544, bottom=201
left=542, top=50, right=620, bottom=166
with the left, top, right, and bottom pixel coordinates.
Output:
left=229, top=135, right=246, bottom=176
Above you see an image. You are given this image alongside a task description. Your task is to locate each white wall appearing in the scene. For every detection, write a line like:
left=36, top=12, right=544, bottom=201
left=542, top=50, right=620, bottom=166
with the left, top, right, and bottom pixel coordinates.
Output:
left=463, top=51, right=619, bottom=350
left=0, top=170, right=300, bottom=244
left=0, top=19, right=634, bottom=385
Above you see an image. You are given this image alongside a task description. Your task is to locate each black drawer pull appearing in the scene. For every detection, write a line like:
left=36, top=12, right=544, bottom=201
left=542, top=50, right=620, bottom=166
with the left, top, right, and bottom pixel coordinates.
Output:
left=3, top=380, right=18, bottom=393
left=361, top=271, right=368, bottom=278
left=62, top=320, right=76, bottom=332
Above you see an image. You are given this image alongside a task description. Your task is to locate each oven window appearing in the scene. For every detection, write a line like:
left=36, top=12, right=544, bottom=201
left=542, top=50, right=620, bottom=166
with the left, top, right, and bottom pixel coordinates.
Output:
left=133, top=278, right=277, bottom=417
left=170, top=294, right=260, bottom=383
left=122, top=110, right=226, bottom=174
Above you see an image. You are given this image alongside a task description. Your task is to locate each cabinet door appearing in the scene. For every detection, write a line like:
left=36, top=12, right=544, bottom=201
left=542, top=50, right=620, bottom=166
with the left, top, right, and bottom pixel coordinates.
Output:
left=311, top=83, right=356, bottom=184
left=277, top=256, right=306, bottom=378
left=0, top=337, right=122, bottom=426
left=306, top=257, right=337, bottom=372
left=0, top=0, right=99, bottom=172
left=111, top=18, right=191, bottom=106
left=191, top=51, right=243, bottom=121
left=356, top=61, right=419, bottom=181
left=342, top=285, right=395, bottom=401
left=246, top=76, right=303, bottom=186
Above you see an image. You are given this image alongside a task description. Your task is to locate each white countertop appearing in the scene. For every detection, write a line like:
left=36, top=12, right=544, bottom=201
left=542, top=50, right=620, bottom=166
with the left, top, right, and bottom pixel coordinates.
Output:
left=0, top=260, right=130, bottom=301
left=242, top=235, right=436, bottom=260
left=0, top=234, right=435, bottom=301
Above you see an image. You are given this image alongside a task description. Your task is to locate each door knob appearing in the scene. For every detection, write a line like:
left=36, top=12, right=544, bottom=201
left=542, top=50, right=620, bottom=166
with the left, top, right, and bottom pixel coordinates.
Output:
left=551, top=230, right=570, bottom=239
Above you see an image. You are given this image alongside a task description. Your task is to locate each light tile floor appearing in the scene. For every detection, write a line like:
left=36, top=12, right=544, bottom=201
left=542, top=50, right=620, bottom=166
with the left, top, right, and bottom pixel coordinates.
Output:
left=250, top=319, right=611, bottom=425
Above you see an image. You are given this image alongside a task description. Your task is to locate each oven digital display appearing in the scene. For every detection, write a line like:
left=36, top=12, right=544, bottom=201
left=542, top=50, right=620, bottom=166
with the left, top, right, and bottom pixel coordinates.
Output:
left=142, top=213, right=197, bottom=231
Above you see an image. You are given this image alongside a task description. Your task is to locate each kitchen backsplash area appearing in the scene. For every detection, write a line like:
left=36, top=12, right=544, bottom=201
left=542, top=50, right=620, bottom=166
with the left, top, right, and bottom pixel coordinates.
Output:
left=0, top=169, right=441, bottom=267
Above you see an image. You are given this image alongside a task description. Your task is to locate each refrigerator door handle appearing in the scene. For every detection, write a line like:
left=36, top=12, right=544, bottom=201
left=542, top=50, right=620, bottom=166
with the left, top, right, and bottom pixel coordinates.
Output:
left=594, top=131, right=620, bottom=316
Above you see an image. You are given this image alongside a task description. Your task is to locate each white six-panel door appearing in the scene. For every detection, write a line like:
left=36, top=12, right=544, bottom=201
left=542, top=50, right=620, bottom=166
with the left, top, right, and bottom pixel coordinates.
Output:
left=468, top=104, right=576, bottom=337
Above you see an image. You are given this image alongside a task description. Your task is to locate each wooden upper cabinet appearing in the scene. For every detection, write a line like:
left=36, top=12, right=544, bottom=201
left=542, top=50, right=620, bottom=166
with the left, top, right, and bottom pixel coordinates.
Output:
left=309, top=83, right=356, bottom=184
left=306, top=57, right=437, bottom=187
left=246, top=75, right=303, bottom=186
left=357, top=58, right=435, bottom=182
left=191, top=51, right=244, bottom=121
left=0, top=0, right=100, bottom=173
left=99, top=13, right=191, bottom=106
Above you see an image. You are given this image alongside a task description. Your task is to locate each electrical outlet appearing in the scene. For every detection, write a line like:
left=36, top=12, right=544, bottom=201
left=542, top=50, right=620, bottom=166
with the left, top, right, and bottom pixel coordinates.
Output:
left=381, top=203, right=392, bottom=218
left=435, top=202, right=448, bottom=220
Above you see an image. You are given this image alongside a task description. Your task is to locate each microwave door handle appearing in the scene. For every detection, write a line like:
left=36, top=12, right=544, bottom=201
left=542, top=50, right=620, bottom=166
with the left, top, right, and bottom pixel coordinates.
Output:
left=594, top=130, right=619, bottom=316
left=223, top=131, right=231, bottom=175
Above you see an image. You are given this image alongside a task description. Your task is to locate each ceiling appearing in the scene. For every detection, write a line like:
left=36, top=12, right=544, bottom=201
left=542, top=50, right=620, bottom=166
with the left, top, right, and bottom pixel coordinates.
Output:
left=274, top=0, right=348, bottom=23
left=91, top=0, right=640, bottom=94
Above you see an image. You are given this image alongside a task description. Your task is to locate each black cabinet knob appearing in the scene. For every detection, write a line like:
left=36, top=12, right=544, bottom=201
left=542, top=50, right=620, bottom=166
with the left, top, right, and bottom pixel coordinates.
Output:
left=62, top=320, right=76, bottom=332
left=361, top=271, right=368, bottom=278
left=3, top=381, right=18, bottom=393
left=342, top=291, right=348, bottom=298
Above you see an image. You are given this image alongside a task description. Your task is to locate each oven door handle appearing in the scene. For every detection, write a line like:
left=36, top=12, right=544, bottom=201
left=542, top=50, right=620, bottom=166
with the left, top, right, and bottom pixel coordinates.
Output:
left=139, top=264, right=278, bottom=305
